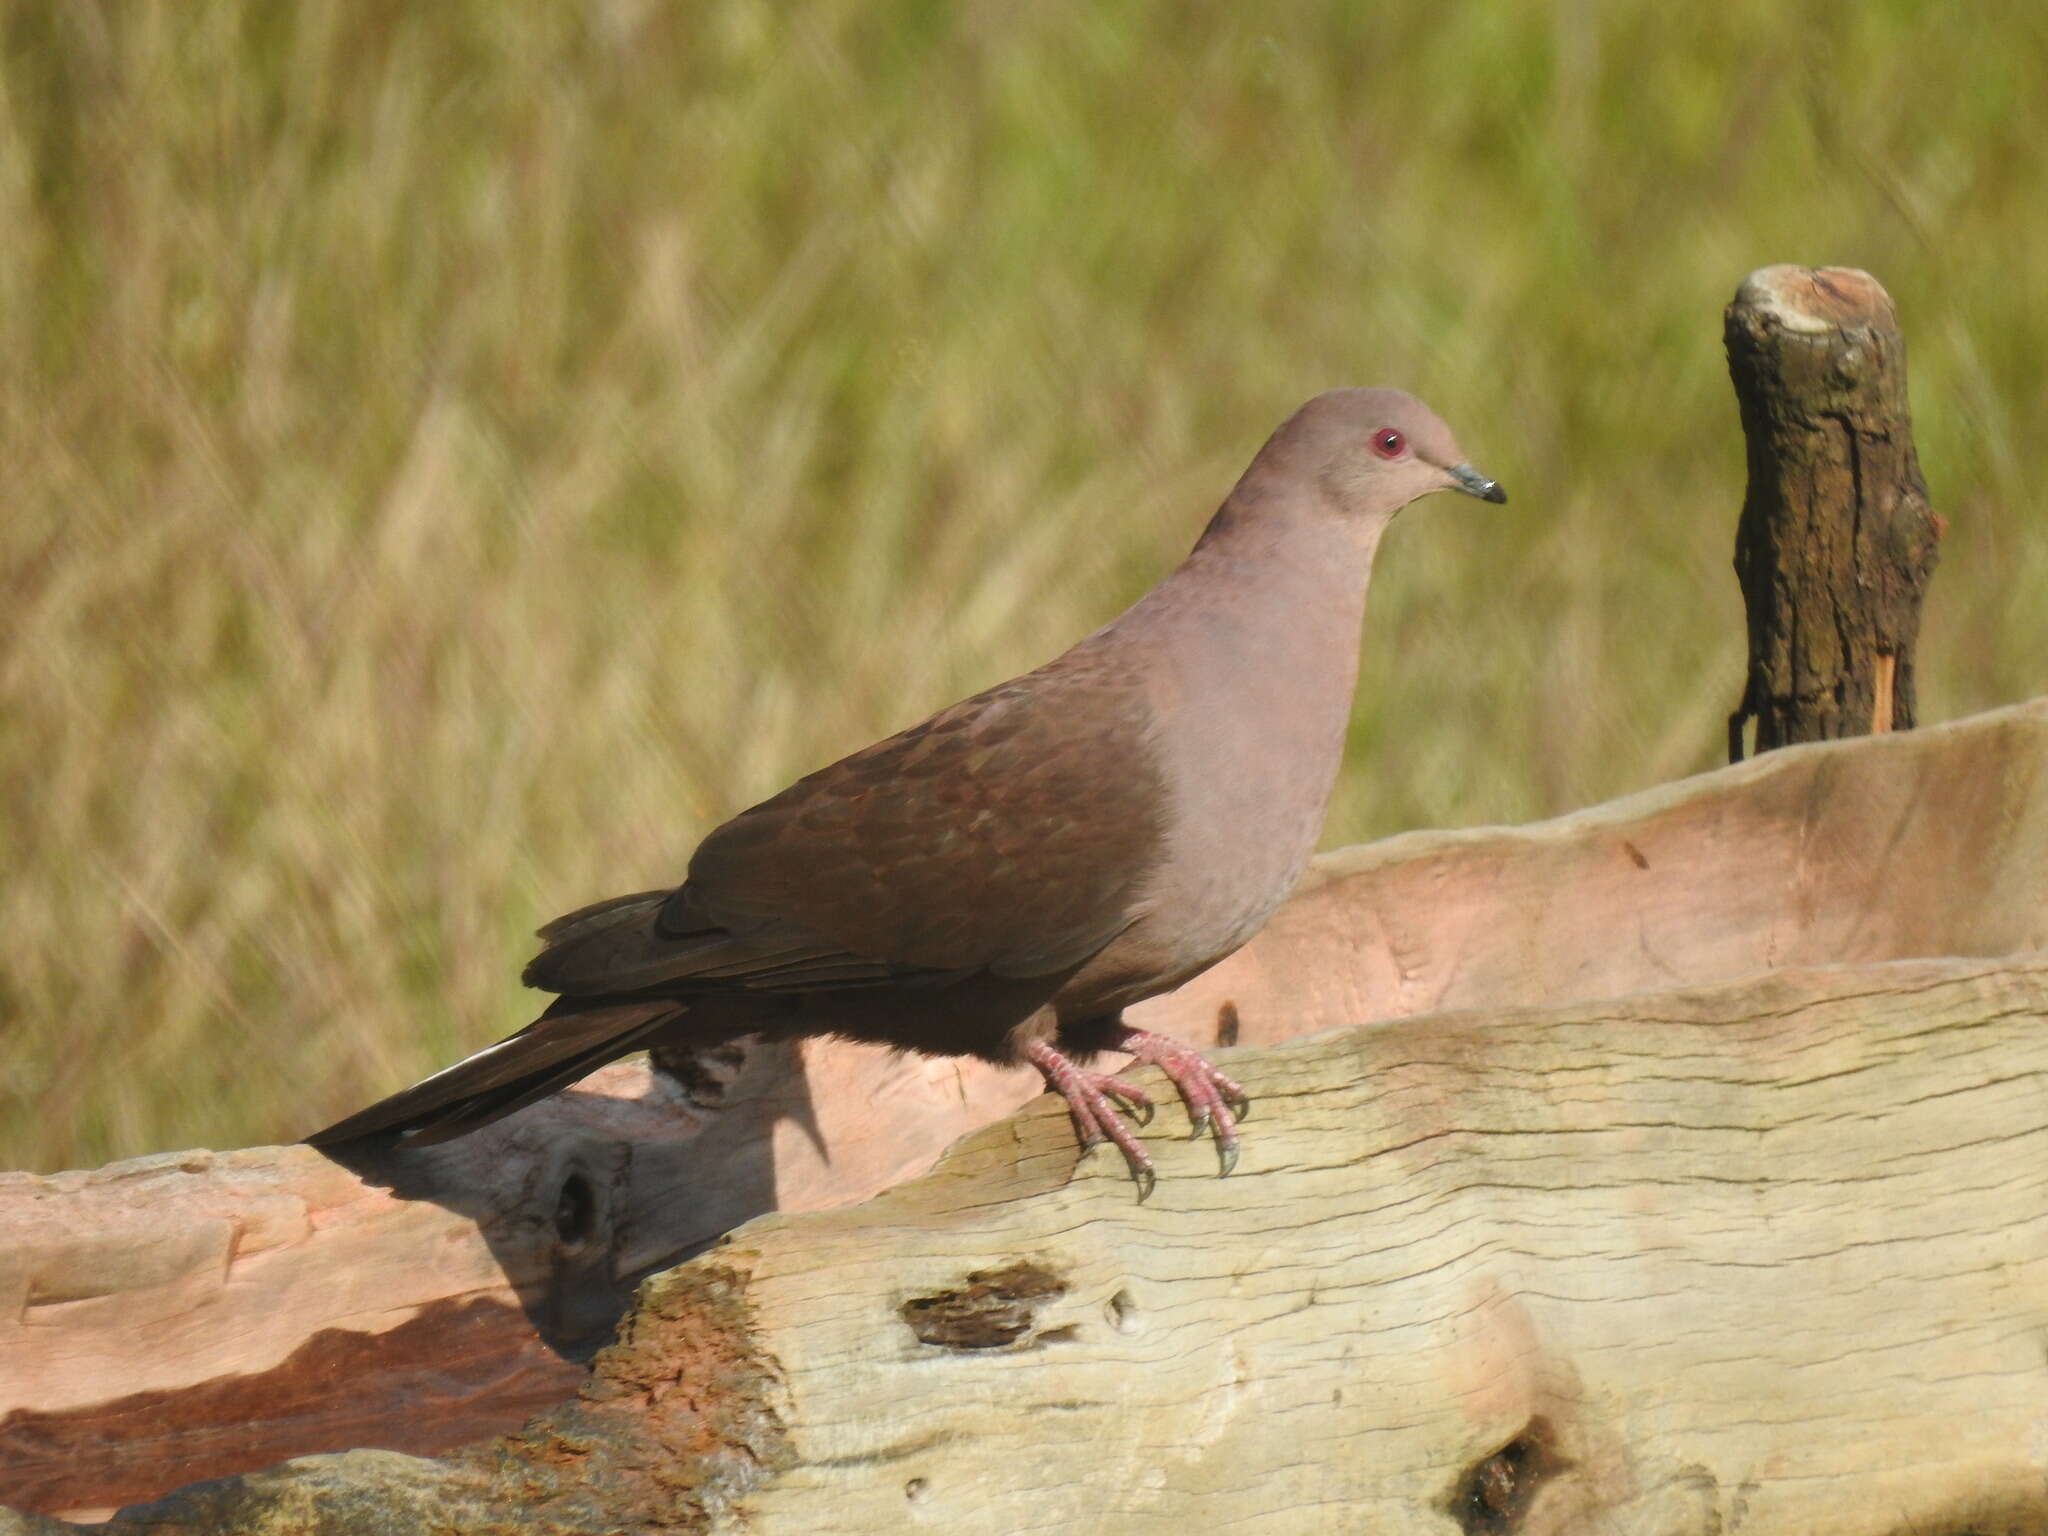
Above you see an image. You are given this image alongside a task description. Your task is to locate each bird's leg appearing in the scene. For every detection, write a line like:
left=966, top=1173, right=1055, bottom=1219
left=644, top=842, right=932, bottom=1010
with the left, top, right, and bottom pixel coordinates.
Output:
left=1105, top=1025, right=1250, bottom=1176
left=1025, top=1040, right=1158, bottom=1201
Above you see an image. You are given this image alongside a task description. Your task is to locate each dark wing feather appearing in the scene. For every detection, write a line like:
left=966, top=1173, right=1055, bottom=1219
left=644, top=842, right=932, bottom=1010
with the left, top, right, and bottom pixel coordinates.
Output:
left=526, top=652, right=1167, bottom=999
left=536, top=889, right=670, bottom=941
left=305, top=1000, right=681, bottom=1145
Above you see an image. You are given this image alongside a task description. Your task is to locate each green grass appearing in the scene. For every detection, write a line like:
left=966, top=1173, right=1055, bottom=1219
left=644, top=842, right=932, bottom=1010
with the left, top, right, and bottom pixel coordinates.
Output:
left=4, top=1, right=2044, bottom=1172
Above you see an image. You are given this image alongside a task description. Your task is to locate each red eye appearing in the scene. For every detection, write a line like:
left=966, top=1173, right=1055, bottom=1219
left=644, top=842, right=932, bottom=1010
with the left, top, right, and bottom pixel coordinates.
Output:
left=1372, top=428, right=1406, bottom=459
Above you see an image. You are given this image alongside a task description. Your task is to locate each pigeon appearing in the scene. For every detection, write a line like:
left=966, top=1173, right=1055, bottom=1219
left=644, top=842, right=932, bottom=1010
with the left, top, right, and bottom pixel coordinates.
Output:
left=309, top=389, right=1505, bottom=1196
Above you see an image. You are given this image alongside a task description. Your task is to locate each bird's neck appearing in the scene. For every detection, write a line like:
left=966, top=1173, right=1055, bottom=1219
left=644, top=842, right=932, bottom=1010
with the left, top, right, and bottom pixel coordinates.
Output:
left=1121, top=492, right=1384, bottom=815
left=1083, top=492, right=1384, bottom=964
left=1154, top=491, right=1384, bottom=664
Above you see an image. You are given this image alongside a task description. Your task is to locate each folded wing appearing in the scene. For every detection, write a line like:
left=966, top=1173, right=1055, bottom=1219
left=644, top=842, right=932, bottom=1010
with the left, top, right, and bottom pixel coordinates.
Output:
left=526, top=660, right=1167, bottom=1000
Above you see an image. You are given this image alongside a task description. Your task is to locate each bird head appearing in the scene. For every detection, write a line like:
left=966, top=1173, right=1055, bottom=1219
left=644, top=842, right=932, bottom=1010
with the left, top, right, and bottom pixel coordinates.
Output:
left=1265, top=387, right=1506, bottom=524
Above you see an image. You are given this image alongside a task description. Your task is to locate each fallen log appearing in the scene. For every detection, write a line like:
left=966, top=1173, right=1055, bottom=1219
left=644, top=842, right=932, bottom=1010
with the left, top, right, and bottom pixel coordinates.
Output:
left=11, top=952, right=2047, bottom=1535
left=7, top=697, right=2048, bottom=1518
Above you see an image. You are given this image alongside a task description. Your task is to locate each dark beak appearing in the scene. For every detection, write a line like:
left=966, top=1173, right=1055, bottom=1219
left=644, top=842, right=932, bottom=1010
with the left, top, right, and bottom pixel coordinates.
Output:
left=1450, top=463, right=1507, bottom=504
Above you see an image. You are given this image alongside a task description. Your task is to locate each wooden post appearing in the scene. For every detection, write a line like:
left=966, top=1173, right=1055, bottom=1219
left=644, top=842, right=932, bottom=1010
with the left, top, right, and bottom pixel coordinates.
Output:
left=1724, top=264, right=1942, bottom=762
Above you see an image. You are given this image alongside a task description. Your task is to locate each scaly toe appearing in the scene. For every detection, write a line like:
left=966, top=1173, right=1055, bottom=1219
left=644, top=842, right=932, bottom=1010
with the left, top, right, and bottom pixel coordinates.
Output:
left=1095, top=1076, right=1156, bottom=1125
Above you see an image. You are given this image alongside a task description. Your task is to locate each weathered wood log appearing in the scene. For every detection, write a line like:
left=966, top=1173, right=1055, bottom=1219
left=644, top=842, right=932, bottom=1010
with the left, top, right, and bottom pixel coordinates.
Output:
left=1157, top=693, right=2048, bottom=1046
left=1725, top=264, right=1942, bottom=761
left=0, top=1049, right=1048, bottom=1520
left=9, top=952, right=2047, bottom=1535
left=7, top=697, right=2048, bottom=1519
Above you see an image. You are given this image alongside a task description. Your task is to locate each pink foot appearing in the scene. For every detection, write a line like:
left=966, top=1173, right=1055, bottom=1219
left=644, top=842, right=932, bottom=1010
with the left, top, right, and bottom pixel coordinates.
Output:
left=1027, top=1028, right=1250, bottom=1199
left=1112, top=1026, right=1249, bottom=1176
left=1027, top=1040, right=1160, bottom=1199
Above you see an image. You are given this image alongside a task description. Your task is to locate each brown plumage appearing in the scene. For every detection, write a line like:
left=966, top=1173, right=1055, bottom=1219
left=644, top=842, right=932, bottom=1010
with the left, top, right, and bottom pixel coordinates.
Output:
left=308, top=388, right=1505, bottom=1195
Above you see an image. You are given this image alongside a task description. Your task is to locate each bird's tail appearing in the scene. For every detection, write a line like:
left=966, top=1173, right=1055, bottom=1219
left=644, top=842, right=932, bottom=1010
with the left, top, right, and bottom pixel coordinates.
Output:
left=305, top=999, right=688, bottom=1149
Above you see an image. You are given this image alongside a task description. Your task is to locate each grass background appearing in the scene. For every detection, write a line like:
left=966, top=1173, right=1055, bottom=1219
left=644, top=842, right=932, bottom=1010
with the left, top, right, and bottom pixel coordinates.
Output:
left=3, top=1, right=2043, bottom=1172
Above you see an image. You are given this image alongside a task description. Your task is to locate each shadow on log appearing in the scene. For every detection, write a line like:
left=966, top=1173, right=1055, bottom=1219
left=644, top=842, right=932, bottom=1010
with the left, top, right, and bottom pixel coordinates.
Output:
left=9, top=952, right=2048, bottom=1534
left=6, top=699, right=2048, bottom=1518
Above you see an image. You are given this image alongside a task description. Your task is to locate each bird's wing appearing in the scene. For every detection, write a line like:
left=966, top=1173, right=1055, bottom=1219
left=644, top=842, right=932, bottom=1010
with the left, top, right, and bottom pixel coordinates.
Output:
left=526, top=659, right=1167, bottom=998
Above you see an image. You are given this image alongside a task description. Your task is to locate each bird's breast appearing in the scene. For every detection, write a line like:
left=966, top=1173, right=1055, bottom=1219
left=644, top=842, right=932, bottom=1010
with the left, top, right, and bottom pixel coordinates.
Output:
left=1059, top=563, right=1368, bottom=1016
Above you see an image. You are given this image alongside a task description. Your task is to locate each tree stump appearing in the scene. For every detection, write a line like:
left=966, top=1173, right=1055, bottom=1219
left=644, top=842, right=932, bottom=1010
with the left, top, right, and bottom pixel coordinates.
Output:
left=1724, top=264, right=1942, bottom=761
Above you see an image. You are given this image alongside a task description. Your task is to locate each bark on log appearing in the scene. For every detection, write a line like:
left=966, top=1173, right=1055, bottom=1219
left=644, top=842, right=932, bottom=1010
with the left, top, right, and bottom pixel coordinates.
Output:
left=1725, top=264, right=1942, bottom=761
left=9, top=953, right=2048, bottom=1535
left=7, top=698, right=2048, bottom=1519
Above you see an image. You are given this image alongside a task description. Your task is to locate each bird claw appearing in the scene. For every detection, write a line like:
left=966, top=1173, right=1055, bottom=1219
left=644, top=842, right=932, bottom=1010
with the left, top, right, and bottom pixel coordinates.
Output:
left=1029, top=1032, right=1246, bottom=1196
left=1029, top=1044, right=1158, bottom=1201
left=1113, top=1027, right=1248, bottom=1179
left=1076, top=1133, right=1155, bottom=1199
left=1094, top=1074, right=1156, bottom=1126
